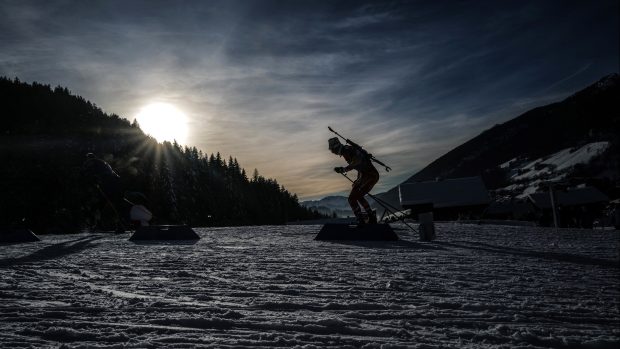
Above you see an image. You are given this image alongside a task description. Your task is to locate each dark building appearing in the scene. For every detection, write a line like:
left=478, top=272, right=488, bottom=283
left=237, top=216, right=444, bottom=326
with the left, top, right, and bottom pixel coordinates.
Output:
left=527, top=186, right=609, bottom=228
left=399, top=176, right=491, bottom=220
left=484, top=199, right=536, bottom=221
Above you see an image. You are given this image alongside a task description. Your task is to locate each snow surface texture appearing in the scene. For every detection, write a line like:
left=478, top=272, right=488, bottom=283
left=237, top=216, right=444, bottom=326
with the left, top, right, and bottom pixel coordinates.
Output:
left=1, top=224, right=619, bottom=348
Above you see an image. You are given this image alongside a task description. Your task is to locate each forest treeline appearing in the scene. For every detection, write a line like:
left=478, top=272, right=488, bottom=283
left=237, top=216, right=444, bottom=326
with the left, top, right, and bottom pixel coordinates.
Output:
left=0, top=77, right=325, bottom=233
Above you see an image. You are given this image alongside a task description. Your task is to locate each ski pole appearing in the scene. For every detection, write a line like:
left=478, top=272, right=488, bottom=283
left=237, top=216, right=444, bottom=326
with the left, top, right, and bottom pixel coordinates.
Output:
left=339, top=173, right=418, bottom=234
left=328, top=126, right=392, bottom=172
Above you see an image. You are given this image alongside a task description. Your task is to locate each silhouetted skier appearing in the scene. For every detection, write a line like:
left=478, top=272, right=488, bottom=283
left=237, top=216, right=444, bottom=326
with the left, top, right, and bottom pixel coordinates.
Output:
left=81, top=153, right=126, bottom=231
left=328, top=137, right=379, bottom=225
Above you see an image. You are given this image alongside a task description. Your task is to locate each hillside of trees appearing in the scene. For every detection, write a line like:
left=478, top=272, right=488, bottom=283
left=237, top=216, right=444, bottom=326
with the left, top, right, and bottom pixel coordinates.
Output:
left=374, top=74, right=619, bottom=210
left=0, top=77, right=324, bottom=233
left=404, top=74, right=619, bottom=186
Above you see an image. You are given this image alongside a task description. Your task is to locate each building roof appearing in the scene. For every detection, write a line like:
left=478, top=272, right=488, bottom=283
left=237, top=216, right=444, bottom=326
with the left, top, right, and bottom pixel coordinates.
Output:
left=528, top=187, right=609, bottom=209
left=399, top=176, right=491, bottom=208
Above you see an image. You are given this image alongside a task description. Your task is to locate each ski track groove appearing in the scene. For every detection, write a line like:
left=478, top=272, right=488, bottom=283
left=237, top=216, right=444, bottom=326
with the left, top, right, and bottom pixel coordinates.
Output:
left=0, top=223, right=619, bottom=348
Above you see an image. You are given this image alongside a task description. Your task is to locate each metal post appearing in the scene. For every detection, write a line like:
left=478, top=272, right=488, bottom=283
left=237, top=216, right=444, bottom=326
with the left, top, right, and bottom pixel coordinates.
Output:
left=549, top=184, right=558, bottom=233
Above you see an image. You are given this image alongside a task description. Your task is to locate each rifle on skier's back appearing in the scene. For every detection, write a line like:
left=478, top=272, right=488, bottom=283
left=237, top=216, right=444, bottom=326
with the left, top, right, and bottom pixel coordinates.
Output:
left=328, top=126, right=392, bottom=172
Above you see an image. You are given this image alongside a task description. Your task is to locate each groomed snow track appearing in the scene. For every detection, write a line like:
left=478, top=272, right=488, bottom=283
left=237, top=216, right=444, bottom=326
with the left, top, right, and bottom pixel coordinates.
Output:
left=0, top=224, right=618, bottom=348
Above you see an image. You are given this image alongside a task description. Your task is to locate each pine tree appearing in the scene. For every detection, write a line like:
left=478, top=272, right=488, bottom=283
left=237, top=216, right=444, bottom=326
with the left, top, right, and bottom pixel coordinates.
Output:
left=0, top=77, right=327, bottom=231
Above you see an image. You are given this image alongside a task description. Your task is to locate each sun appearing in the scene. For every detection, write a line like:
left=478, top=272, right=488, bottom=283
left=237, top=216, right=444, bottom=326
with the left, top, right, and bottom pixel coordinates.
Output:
left=135, top=103, right=188, bottom=143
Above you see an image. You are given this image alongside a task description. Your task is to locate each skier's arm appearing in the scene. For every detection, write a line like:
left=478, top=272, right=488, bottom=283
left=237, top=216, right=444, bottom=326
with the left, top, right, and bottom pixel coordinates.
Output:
left=344, top=152, right=363, bottom=171
left=334, top=161, right=358, bottom=173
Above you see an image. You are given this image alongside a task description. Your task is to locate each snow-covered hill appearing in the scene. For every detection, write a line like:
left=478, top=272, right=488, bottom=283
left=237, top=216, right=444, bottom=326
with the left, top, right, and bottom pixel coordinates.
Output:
left=395, top=74, right=617, bottom=183
left=301, top=195, right=352, bottom=217
left=498, top=141, right=610, bottom=197
left=1, top=225, right=619, bottom=348
left=302, top=196, right=366, bottom=218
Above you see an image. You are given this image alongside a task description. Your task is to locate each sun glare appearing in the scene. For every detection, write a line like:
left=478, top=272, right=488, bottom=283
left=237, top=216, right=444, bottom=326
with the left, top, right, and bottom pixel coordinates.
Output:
left=135, top=103, right=188, bottom=143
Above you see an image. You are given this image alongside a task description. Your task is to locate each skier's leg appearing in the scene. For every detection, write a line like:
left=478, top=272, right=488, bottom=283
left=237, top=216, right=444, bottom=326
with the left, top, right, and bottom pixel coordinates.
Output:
left=348, top=189, right=366, bottom=223
left=358, top=196, right=371, bottom=212
left=357, top=172, right=380, bottom=222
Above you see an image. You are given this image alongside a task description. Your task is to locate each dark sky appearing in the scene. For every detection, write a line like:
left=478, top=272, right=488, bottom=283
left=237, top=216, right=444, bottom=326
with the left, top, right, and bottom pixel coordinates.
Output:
left=1, top=0, right=617, bottom=199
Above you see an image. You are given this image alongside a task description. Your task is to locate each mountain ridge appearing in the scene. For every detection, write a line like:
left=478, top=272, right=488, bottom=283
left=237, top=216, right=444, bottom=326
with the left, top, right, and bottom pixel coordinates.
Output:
left=336, top=73, right=619, bottom=214
left=403, top=73, right=618, bottom=184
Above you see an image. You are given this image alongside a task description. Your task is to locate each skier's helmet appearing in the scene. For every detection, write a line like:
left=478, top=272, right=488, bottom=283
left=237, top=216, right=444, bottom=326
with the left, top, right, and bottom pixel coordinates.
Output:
left=328, top=137, right=343, bottom=154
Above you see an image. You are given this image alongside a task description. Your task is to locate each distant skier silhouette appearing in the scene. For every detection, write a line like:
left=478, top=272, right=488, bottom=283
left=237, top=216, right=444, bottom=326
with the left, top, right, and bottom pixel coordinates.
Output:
left=81, top=153, right=126, bottom=230
left=328, top=137, right=379, bottom=225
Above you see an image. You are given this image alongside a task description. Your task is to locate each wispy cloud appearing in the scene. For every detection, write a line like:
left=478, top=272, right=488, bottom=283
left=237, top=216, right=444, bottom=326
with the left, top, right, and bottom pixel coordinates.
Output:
left=1, top=0, right=617, bottom=199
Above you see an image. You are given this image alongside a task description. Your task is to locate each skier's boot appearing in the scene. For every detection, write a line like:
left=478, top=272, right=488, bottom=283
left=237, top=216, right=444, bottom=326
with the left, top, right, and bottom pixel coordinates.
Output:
left=367, top=209, right=377, bottom=224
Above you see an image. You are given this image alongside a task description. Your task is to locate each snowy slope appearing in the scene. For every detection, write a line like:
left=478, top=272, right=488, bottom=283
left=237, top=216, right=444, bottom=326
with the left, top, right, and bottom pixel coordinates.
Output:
left=301, top=196, right=354, bottom=218
left=498, top=141, right=610, bottom=197
left=302, top=196, right=377, bottom=218
left=508, top=142, right=609, bottom=181
left=1, top=224, right=619, bottom=348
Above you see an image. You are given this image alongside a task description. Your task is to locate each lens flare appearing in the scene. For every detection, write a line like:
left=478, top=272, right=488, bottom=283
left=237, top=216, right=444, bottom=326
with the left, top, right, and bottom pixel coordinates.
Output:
left=135, top=103, right=188, bottom=143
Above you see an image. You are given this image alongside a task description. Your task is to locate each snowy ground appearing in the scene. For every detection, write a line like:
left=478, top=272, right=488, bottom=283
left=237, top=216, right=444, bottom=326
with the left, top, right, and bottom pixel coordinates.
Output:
left=1, top=223, right=619, bottom=348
